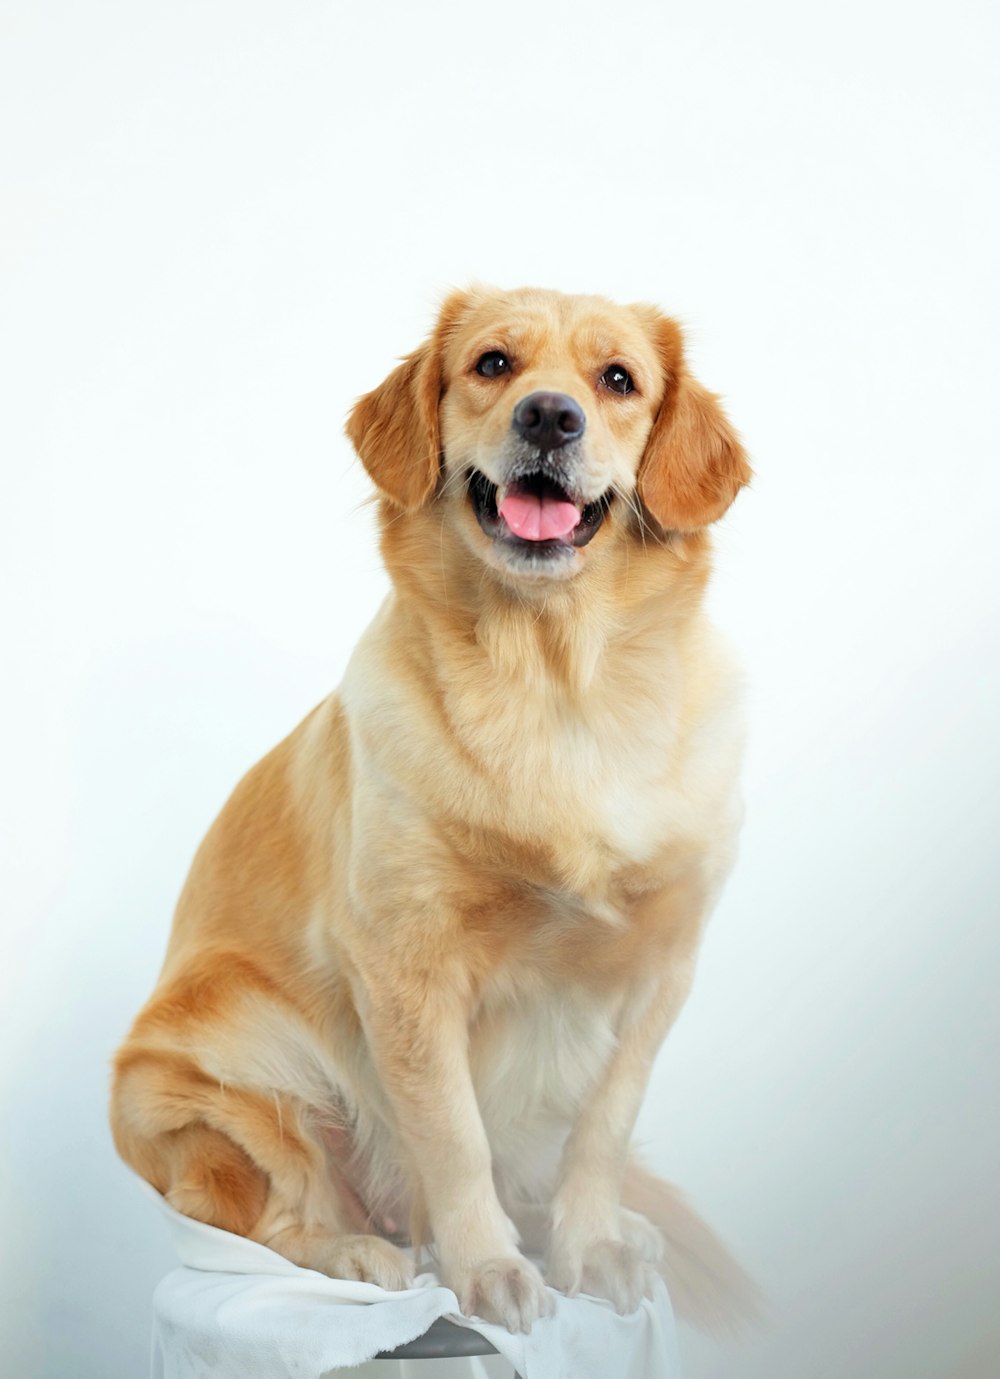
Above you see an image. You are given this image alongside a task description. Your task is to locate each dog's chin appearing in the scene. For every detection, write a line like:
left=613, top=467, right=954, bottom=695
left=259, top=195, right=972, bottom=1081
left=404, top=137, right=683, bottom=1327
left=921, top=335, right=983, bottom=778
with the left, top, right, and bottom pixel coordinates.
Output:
left=466, top=469, right=613, bottom=582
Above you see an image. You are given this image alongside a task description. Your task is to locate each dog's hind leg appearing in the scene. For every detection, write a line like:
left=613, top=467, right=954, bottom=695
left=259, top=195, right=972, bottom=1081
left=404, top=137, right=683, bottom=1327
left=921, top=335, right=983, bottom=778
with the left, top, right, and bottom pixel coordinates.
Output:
left=110, top=1044, right=414, bottom=1289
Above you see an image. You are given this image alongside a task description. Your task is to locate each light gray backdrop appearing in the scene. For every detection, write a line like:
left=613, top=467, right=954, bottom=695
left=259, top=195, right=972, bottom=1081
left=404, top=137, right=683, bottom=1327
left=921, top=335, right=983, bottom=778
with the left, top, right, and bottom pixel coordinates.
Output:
left=2, top=2, right=998, bottom=1376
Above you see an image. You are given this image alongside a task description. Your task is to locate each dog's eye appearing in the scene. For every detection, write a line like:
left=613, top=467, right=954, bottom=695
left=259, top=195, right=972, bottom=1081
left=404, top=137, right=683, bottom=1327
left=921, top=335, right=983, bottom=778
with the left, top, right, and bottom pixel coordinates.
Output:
left=475, top=351, right=511, bottom=378
left=601, top=364, right=634, bottom=395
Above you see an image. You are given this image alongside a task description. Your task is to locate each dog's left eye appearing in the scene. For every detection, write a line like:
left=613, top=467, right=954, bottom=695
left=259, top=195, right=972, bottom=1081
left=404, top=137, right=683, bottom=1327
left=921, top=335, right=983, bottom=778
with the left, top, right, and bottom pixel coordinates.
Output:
left=601, top=364, right=634, bottom=395
left=475, top=351, right=511, bottom=378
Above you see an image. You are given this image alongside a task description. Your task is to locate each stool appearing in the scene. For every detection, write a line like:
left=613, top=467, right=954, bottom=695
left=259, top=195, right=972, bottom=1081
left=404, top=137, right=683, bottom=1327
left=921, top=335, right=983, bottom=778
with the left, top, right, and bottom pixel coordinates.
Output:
left=143, top=1180, right=678, bottom=1377
left=375, top=1317, right=522, bottom=1374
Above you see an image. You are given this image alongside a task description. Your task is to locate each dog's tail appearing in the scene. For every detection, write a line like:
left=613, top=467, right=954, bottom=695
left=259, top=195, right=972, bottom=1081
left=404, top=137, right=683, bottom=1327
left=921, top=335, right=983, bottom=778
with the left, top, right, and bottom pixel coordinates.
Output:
left=622, top=1157, right=763, bottom=1335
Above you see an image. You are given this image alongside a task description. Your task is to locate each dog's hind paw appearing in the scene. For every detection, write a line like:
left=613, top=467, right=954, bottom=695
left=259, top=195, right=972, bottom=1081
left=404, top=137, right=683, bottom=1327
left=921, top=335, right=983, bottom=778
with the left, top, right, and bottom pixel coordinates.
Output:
left=456, top=1254, right=552, bottom=1333
left=317, top=1234, right=415, bottom=1290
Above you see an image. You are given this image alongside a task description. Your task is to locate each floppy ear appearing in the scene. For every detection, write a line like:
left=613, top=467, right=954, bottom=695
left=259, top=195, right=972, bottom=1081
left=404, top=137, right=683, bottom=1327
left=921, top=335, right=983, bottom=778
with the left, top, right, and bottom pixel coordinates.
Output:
left=345, top=292, right=469, bottom=512
left=345, top=342, right=442, bottom=512
left=637, top=315, right=751, bottom=532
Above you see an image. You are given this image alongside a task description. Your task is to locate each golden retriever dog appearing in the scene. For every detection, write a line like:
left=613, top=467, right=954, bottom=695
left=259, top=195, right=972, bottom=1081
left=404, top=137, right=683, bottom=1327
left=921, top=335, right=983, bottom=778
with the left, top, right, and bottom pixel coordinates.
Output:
left=110, top=286, right=754, bottom=1334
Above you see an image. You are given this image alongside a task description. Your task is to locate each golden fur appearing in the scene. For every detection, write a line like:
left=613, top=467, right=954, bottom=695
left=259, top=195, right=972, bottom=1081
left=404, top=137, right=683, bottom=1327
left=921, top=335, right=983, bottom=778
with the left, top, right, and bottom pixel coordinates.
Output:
left=111, top=285, right=755, bottom=1333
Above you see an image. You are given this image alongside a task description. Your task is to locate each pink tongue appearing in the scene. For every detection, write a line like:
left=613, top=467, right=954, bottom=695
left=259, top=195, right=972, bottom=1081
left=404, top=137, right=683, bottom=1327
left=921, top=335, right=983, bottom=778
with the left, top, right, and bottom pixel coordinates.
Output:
left=499, top=492, right=581, bottom=541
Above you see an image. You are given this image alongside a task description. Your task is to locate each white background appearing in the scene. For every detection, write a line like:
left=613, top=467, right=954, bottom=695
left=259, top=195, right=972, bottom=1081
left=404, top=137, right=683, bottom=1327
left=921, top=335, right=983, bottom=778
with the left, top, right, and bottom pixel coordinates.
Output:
left=2, top=2, right=998, bottom=1375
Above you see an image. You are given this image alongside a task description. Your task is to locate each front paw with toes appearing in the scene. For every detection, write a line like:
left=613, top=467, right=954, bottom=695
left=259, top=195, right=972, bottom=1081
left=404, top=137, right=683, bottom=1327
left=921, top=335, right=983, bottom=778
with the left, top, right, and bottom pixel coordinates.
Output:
left=454, top=1254, right=552, bottom=1333
left=618, top=1206, right=666, bottom=1265
left=548, top=1237, right=657, bottom=1315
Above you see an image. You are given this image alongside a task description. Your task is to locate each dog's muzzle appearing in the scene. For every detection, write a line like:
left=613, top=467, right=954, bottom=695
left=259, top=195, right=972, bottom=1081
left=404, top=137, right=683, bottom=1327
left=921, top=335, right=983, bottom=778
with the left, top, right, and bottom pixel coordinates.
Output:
left=467, top=467, right=612, bottom=555
left=466, top=393, right=613, bottom=560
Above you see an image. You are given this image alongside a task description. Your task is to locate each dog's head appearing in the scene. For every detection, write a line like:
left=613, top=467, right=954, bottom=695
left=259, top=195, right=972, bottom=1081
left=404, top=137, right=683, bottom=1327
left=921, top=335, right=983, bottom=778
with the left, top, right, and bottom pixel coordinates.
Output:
left=347, top=287, right=749, bottom=585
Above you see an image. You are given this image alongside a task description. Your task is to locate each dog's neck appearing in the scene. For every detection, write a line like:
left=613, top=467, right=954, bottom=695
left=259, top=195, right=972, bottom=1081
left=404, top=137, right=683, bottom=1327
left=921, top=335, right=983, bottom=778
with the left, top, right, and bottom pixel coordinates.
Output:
left=379, top=502, right=713, bottom=702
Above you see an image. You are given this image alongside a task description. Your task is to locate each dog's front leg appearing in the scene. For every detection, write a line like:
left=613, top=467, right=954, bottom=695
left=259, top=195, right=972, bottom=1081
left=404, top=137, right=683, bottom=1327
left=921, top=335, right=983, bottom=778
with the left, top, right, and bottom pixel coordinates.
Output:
left=357, top=967, right=551, bottom=1332
left=546, top=935, right=701, bottom=1313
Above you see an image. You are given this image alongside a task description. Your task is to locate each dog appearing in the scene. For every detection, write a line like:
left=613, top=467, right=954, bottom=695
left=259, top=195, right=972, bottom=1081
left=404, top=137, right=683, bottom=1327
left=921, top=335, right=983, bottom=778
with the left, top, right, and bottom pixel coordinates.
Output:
left=111, top=285, right=754, bottom=1334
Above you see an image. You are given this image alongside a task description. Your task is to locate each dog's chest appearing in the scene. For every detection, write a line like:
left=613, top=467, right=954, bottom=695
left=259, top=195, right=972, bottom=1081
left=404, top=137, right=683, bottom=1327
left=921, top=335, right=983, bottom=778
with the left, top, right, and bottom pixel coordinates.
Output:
left=479, top=678, right=684, bottom=872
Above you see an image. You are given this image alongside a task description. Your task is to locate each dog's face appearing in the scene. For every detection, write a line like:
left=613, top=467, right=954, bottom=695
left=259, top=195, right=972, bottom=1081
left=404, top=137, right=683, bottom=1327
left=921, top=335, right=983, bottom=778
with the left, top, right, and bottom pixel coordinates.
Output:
left=347, top=287, right=749, bottom=585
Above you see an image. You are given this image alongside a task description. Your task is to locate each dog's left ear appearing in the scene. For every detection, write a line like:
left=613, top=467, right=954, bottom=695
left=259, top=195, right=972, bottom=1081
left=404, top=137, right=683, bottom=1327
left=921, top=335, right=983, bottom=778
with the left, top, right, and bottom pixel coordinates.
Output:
left=346, top=292, right=468, bottom=512
left=636, top=312, right=751, bottom=532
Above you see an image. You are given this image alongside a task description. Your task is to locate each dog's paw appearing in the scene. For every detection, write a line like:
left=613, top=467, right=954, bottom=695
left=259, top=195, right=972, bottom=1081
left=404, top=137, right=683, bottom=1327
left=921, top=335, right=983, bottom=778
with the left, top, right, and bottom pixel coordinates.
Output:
left=455, top=1254, right=552, bottom=1333
left=317, top=1233, right=415, bottom=1290
left=618, top=1206, right=665, bottom=1265
left=548, top=1237, right=657, bottom=1314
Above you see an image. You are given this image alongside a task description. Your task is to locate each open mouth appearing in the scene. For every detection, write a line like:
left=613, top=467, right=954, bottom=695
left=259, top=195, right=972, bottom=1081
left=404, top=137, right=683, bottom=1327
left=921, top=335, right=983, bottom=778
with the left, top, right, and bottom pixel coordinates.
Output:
left=468, top=470, right=612, bottom=556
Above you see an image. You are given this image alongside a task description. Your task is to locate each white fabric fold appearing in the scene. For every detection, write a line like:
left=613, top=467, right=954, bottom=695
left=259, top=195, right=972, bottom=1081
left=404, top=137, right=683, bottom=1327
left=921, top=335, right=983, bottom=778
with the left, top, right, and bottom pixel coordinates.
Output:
left=139, top=1179, right=682, bottom=1378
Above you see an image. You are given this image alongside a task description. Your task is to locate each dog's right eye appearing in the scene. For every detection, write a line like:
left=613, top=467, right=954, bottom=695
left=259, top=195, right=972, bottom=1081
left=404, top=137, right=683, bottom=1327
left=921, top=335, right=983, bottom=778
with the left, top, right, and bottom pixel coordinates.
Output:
left=475, top=351, right=511, bottom=378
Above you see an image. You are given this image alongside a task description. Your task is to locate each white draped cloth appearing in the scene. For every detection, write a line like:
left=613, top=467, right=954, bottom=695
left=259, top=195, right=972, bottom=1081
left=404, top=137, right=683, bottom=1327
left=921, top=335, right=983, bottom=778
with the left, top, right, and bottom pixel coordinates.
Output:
left=139, top=1180, right=682, bottom=1378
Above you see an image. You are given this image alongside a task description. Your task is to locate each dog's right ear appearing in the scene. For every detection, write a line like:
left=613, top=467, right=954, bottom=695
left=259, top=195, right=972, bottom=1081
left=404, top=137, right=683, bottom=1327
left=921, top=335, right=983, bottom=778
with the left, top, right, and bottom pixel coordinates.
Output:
left=346, top=292, right=468, bottom=512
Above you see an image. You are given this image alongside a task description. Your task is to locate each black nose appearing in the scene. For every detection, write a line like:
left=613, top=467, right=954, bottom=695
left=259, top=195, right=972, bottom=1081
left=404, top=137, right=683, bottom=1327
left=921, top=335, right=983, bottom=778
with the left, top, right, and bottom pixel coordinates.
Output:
left=512, top=391, right=586, bottom=451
